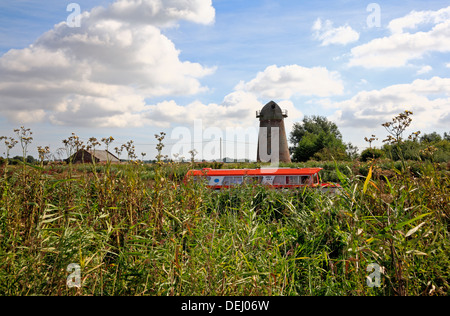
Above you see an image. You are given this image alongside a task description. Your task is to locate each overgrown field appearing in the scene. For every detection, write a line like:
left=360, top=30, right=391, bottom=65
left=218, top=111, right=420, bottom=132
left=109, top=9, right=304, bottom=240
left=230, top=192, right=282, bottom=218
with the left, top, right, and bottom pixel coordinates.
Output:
left=0, top=159, right=449, bottom=296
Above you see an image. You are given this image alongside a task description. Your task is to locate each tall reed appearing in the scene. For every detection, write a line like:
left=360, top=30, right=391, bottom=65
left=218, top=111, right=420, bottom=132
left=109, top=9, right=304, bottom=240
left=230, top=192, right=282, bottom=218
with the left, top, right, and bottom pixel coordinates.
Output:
left=0, top=140, right=448, bottom=296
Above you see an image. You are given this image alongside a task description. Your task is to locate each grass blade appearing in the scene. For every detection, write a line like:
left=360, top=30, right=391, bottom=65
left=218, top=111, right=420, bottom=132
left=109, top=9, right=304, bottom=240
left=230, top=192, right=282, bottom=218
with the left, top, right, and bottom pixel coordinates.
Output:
left=363, top=165, right=373, bottom=194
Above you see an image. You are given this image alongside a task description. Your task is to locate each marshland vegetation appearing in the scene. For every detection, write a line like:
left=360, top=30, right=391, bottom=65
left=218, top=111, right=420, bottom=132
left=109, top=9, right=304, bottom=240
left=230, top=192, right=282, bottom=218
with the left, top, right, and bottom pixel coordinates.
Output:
left=0, top=113, right=449, bottom=296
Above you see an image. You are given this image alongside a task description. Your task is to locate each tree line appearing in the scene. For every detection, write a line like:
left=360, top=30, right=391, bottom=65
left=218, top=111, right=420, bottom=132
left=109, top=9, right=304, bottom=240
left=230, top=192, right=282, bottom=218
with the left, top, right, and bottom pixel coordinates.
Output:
left=1, top=112, right=449, bottom=165
left=289, top=113, right=450, bottom=163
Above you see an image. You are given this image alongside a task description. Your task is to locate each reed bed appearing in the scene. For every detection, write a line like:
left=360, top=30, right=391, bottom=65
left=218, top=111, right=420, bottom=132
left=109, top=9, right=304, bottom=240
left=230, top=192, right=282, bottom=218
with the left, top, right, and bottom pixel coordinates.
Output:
left=0, top=158, right=448, bottom=296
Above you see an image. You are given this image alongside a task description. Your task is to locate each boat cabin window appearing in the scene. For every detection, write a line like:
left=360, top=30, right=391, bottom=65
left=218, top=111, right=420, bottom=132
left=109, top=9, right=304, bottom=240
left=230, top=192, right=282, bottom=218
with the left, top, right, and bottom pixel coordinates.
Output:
left=313, top=173, right=319, bottom=184
left=223, top=176, right=243, bottom=186
left=300, top=176, right=311, bottom=185
left=288, top=176, right=299, bottom=185
left=285, top=176, right=314, bottom=185
left=273, top=176, right=287, bottom=185
left=193, top=176, right=209, bottom=184
left=245, top=176, right=262, bottom=184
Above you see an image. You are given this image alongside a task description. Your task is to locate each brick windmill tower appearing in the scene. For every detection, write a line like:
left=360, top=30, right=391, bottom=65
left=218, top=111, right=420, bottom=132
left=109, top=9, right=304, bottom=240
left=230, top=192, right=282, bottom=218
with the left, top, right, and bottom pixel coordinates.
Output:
left=256, top=101, right=291, bottom=163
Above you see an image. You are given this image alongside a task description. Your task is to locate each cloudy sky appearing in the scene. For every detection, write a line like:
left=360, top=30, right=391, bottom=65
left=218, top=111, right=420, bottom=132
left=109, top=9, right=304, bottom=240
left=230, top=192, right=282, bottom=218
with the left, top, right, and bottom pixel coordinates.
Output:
left=0, top=0, right=449, bottom=161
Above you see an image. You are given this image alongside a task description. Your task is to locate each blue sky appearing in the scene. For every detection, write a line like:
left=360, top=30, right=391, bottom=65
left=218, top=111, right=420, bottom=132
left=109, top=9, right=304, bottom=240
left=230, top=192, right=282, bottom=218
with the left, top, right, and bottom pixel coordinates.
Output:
left=0, top=0, right=449, bottom=161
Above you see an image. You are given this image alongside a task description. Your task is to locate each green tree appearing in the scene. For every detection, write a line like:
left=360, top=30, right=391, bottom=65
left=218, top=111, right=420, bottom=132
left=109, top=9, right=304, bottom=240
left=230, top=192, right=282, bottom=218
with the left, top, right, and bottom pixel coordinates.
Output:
left=290, top=116, right=346, bottom=162
left=290, top=115, right=342, bottom=146
left=345, top=142, right=359, bottom=160
left=444, top=132, right=450, bottom=141
left=420, top=132, right=442, bottom=143
left=292, top=132, right=320, bottom=162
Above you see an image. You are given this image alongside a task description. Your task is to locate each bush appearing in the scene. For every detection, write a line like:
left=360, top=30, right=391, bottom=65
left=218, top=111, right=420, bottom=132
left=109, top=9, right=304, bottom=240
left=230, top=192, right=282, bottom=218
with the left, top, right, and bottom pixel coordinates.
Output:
left=360, top=148, right=384, bottom=162
left=312, top=147, right=349, bottom=161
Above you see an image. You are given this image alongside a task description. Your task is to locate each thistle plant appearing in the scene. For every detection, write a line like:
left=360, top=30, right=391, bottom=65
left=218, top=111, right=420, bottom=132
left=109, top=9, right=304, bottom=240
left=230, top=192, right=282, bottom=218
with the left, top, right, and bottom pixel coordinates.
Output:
left=37, top=146, right=50, bottom=167
left=63, top=133, right=83, bottom=163
left=189, top=149, right=198, bottom=164
left=63, top=133, right=84, bottom=179
left=87, top=137, right=101, bottom=160
left=420, top=145, right=438, bottom=163
left=122, top=140, right=137, bottom=162
left=382, top=111, right=420, bottom=170
left=114, top=146, right=123, bottom=161
left=364, top=135, right=378, bottom=149
left=85, top=137, right=101, bottom=179
left=1, top=136, right=18, bottom=162
left=155, top=132, right=167, bottom=165
left=101, top=136, right=114, bottom=168
left=1, top=136, right=18, bottom=182
left=13, top=126, right=33, bottom=164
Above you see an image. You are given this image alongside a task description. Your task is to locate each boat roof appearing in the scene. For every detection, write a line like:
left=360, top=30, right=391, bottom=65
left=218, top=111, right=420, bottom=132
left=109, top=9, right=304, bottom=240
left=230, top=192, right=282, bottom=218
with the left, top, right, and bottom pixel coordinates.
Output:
left=187, top=168, right=323, bottom=177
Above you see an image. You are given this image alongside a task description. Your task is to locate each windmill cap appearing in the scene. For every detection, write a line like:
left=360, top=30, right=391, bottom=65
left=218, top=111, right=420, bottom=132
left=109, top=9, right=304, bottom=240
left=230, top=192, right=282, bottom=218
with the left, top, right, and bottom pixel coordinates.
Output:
left=256, top=101, right=288, bottom=120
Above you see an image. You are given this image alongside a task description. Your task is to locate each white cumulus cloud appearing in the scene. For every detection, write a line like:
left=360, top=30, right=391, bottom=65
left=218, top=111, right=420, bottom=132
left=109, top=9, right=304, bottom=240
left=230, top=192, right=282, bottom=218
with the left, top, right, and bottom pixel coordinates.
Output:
left=235, top=64, right=345, bottom=99
left=388, top=6, right=450, bottom=34
left=312, top=18, right=359, bottom=46
left=0, top=0, right=216, bottom=127
left=138, top=90, right=303, bottom=132
left=94, top=0, right=216, bottom=26
left=349, top=6, right=450, bottom=68
left=330, top=77, right=450, bottom=130
left=416, top=65, right=432, bottom=75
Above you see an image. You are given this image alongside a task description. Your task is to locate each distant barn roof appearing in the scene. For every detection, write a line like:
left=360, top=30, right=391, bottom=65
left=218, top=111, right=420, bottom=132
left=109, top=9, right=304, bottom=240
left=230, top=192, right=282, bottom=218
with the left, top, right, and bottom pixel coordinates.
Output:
left=69, top=149, right=120, bottom=163
left=87, top=150, right=120, bottom=162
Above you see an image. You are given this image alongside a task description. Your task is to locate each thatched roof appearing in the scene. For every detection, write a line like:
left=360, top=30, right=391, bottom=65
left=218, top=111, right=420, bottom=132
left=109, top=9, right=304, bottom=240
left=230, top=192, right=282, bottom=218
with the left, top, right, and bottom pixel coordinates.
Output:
left=69, top=149, right=120, bottom=163
left=88, top=150, right=120, bottom=163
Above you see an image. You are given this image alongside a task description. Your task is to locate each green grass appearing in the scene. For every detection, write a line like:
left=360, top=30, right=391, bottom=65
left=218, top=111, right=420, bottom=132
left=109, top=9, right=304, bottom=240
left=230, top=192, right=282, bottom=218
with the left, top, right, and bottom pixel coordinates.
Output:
left=0, top=159, right=449, bottom=296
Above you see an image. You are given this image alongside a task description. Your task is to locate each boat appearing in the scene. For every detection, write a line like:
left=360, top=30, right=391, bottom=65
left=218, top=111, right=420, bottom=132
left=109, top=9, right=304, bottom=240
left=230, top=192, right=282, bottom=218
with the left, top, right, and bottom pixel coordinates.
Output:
left=183, top=167, right=340, bottom=192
